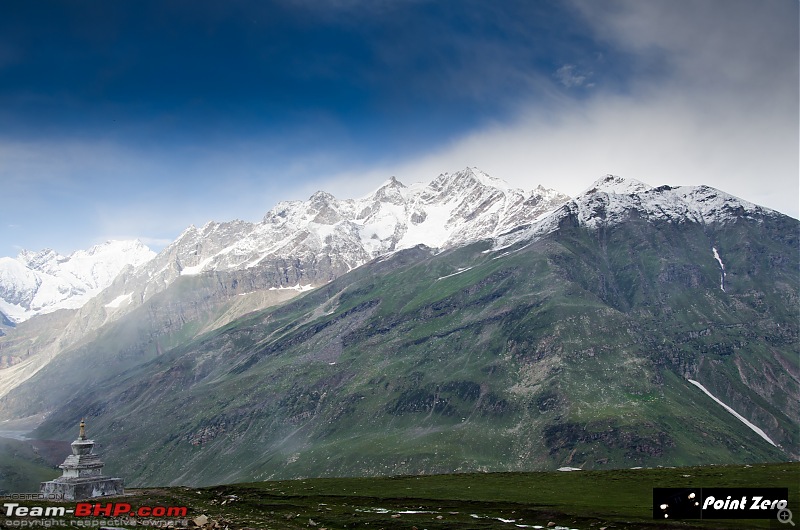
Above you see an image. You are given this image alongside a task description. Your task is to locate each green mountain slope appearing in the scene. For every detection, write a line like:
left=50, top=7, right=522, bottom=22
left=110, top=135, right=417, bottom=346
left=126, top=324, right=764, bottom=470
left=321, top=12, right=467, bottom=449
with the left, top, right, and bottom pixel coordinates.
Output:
left=0, top=437, right=59, bottom=494
left=0, top=270, right=305, bottom=418
left=24, top=211, right=797, bottom=487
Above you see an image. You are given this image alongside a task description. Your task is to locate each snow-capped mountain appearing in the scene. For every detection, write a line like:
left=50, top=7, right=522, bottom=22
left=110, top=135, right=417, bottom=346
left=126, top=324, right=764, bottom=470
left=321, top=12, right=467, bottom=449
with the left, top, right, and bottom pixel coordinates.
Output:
left=493, top=174, right=781, bottom=250
left=1, top=169, right=773, bottom=327
left=92, top=167, right=569, bottom=312
left=8, top=169, right=796, bottom=486
left=162, top=167, right=569, bottom=277
left=0, top=170, right=778, bottom=328
left=0, top=240, right=155, bottom=323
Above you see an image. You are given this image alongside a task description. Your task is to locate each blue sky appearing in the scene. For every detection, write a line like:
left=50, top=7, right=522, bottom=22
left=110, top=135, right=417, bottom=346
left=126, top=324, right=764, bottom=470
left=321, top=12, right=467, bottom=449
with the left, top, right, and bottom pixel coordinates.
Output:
left=1, top=0, right=797, bottom=257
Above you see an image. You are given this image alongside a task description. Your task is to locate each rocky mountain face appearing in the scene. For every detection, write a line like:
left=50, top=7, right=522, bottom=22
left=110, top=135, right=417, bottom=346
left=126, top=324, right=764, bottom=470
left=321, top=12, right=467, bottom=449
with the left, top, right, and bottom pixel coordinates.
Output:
left=0, top=169, right=797, bottom=488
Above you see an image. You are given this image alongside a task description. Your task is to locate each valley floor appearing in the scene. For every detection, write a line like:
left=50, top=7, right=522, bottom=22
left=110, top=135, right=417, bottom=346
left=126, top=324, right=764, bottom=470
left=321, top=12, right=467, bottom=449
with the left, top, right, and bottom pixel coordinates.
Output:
left=1, top=463, right=797, bottom=529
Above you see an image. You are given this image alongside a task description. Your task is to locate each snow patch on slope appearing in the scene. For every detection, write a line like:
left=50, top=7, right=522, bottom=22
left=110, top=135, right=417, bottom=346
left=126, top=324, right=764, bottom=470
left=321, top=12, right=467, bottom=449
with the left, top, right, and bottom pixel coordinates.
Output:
left=712, top=247, right=726, bottom=291
left=687, top=379, right=776, bottom=447
left=180, top=256, right=215, bottom=276
left=435, top=267, right=474, bottom=281
left=269, top=284, right=315, bottom=292
left=105, top=292, right=133, bottom=308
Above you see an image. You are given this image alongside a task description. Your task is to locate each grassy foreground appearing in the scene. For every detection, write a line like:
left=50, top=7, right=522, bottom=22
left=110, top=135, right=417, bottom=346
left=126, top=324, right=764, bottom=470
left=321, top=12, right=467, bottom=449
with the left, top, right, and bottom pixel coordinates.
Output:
left=2, top=463, right=797, bottom=529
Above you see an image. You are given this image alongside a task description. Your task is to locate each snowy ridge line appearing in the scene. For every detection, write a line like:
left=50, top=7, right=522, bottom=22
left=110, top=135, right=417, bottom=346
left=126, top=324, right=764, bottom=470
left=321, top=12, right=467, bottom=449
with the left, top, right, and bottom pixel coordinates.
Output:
left=3, top=170, right=784, bottom=326
left=687, top=379, right=776, bottom=446
left=491, top=175, right=779, bottom=252
left=147, top=167, right=569, bottom=280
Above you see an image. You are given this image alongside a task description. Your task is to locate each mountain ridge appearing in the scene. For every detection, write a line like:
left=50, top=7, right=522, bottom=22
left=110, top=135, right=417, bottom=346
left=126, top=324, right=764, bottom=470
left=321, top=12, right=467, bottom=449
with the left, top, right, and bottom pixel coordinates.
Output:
left=0, top=168, right=796, bottom=488
left=493, top=175, right=784, bottom=251
left=1, top=169, right=778, bottom=328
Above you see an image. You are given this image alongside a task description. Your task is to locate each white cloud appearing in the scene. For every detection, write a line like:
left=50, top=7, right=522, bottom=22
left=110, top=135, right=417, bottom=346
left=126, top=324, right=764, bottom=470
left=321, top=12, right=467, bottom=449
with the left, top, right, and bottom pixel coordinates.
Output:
left=555, top=64, right=589, bottom=88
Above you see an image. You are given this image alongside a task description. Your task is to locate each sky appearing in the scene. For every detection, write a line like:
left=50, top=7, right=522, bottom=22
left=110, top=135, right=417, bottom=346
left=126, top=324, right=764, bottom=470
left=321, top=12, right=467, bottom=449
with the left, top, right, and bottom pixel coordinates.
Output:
left=1, top=0, right=797, bottom=257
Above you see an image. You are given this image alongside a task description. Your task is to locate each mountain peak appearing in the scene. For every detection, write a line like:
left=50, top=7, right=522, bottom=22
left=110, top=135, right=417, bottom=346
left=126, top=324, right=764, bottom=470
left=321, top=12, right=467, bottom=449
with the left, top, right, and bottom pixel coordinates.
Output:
left=367, top=176, right=408, bottom=206
left=427, top=167, right=512, bottom=197
left=465, top=167, right=510, bottom=189
left=17, top=248, right=62, bottom=270
left=310, top=190, right=337, bottom=202
left=452, top=167, right=508, bottom=188
left=386, top=175, right=404, bottom=187
left=582, top=175, right=653, bottom=196
left=83, top=239, right=152, bottom=256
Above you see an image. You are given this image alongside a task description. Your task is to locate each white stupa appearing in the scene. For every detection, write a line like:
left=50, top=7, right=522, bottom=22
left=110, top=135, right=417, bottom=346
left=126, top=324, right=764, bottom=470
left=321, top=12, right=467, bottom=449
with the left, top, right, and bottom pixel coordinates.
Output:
left=40, top=419, right=124, bottom=500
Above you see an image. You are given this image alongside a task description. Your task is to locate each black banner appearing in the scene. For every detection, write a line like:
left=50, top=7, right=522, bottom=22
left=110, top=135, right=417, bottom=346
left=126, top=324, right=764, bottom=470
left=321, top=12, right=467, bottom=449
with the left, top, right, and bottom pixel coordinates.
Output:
left=653, top=488, right=790, bottom=520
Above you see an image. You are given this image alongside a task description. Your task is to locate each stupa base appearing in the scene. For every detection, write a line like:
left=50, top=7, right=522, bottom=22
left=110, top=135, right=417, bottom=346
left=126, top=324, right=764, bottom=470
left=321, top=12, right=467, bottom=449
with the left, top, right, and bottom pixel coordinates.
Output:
left=40, top=477, right=124, bottom=501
